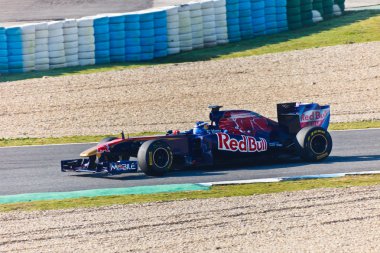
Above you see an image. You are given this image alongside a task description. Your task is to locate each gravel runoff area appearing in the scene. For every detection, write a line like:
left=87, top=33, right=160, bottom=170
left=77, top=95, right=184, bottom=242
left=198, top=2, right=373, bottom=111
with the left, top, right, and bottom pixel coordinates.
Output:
left=0, top=42, right=379, bottom=138
left=1, top=185, right=380, bottom=252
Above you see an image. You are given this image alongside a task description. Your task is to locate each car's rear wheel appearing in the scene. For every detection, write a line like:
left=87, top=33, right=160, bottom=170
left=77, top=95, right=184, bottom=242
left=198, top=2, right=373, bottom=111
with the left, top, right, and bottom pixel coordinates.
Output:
left=138, top=140, right=173, bottom=176
left=296, top=126, right=333, bottom=162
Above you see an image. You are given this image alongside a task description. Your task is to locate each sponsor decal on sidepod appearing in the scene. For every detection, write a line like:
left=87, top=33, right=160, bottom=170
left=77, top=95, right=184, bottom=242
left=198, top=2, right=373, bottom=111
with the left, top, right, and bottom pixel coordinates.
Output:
left=217, top=133, right=267, bottom=153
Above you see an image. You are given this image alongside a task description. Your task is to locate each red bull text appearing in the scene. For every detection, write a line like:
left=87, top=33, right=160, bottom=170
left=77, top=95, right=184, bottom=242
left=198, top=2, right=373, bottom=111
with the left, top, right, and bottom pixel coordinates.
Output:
left=300, top=108, right=329, bottom=127
left=217, top=133, right=268, bottom=153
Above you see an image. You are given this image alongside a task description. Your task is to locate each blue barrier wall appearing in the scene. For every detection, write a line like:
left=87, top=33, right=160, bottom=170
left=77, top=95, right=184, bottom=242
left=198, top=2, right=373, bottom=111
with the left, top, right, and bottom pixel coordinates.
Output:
left=140, top=11, right=155, bottom=61
left=0, top=0, right=345, bottom=74
left=226, top=0, right=241, bottom=42
left=125, top=13, right=142, bottom=62
left=251, top=0, right=266, bottom=35
left=277, top=0, right=288, bottom=32
left=0, top=28, right=8, bottom=74
left=154, top=10, right=168, bottom=58
left=109, top=15, right=126, bottom=63
left=6, top=27, right=23, bottom=73
left=94, top=16, right=111, bottom=64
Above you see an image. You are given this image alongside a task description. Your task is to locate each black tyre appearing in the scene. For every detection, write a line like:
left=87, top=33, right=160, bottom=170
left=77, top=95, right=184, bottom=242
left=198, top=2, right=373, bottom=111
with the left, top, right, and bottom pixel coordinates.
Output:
left=296, top=126, right=333, bottom=162
left=138, top=140, right=173, bottom=176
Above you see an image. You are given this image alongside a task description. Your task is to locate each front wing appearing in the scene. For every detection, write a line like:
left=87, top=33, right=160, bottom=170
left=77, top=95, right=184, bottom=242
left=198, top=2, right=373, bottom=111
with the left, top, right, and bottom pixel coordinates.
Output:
left=61, top=159, right=138, bottom=174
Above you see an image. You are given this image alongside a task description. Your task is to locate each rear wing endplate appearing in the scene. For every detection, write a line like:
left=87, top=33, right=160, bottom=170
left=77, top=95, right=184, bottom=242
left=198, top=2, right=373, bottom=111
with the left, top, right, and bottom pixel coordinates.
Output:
left=277, top=102, right=330, bottom=134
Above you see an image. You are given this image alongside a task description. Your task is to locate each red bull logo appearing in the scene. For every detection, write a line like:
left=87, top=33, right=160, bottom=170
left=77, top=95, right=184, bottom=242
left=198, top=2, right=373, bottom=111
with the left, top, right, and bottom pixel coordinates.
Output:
left=97, top=144, right=110, bottom=153
left=217, top=133, right=267, bottom=153
left=300, top=108, right=329, bottom=127
left=301, top=109, right=329, bottom=123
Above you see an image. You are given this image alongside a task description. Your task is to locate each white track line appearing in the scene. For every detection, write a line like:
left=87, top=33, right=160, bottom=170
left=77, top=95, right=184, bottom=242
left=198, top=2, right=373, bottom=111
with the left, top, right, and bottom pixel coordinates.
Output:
left=199, top=171, right=380, bottom=186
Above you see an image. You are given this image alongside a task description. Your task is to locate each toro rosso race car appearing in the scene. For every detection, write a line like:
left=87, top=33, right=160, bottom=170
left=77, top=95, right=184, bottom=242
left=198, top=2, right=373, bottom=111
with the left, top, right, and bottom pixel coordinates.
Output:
left=61, top=102, right=333, bottom=176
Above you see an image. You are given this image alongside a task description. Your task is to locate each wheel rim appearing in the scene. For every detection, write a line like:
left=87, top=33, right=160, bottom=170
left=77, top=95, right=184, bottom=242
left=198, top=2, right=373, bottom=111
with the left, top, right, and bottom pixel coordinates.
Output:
left=310, top=134, right=328, bottom=155
left=153, top=148, right=170, bottom=169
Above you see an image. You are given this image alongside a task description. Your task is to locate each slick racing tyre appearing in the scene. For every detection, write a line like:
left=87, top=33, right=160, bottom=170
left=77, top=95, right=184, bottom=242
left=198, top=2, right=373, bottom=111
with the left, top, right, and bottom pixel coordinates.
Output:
left=296, top=126, right=332, bottom=162
left=138, top=140, right=173, bottom=176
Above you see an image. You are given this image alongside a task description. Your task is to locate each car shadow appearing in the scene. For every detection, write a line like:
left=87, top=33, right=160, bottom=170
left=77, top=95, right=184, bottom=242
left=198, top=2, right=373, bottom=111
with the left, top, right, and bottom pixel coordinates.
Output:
left=237, top=154, right=380, bottom=171
left=72, top=154, right=380, bottom=181
left=72, top=169, right=227, bottom=181
left=320, top=154, right=380, bottom=164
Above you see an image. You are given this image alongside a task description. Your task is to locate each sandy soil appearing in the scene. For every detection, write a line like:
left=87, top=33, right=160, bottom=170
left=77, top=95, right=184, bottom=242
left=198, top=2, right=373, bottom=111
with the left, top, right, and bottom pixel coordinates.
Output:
left=0, top=42, right=379, bottom=138
left=0, top=185, right=379, bottom=252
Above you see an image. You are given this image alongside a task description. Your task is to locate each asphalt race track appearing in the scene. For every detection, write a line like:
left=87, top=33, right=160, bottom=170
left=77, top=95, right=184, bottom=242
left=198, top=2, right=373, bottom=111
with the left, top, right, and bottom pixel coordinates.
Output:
left=0, top=129, right=379, bottom=196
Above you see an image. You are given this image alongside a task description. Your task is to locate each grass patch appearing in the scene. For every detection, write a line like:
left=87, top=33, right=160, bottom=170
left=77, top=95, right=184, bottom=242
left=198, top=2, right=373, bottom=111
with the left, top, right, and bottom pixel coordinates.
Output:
left=1, top=10, right=379, bottom=82
left=0, top=120, right=378, bottom=147
left=329, top=120, right=380, bottom=130
left=1, top=174, right=380, bottom=212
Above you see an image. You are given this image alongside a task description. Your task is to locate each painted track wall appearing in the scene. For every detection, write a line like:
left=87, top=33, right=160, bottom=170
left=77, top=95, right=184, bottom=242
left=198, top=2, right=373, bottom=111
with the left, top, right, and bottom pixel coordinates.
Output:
left=0, top=0, right=345, bottom=74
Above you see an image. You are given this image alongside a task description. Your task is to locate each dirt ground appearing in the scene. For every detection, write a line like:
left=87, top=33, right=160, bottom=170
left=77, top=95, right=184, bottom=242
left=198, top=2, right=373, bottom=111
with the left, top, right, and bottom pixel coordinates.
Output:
left=0, top=42, right=379, bottom=138
left=1, top=185, right=379, bottom=252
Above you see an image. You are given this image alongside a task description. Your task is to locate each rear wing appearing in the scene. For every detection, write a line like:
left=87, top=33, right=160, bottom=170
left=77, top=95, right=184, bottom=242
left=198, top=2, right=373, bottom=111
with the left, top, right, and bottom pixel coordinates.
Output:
left=277, top=102, right=330, bottom=134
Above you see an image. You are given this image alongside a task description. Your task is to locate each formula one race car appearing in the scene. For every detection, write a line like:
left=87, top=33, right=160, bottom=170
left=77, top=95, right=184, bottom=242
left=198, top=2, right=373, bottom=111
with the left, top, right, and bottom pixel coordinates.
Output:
left=61, top=102, right=333, bottom=176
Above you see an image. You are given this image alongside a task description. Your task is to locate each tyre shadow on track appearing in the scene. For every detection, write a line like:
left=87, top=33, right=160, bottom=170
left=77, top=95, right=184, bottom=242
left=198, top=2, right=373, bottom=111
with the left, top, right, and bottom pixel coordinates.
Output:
left=1, top=10, right=379, bottom=83
left=245, top=154, right=380, bottom=170
left=322, top=154, right=380, bottom=163
left=71, top=154, right=380, bottom=181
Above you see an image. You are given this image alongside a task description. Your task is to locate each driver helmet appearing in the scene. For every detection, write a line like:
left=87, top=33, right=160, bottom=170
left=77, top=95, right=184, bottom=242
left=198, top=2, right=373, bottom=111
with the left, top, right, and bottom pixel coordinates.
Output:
left=193, top=121, right=209, bottom=135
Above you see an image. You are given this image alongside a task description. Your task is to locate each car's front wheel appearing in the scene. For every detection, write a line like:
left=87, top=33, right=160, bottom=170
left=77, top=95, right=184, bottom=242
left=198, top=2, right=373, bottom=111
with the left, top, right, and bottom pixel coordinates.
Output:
left=138, top=140, right=173, bottom=176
